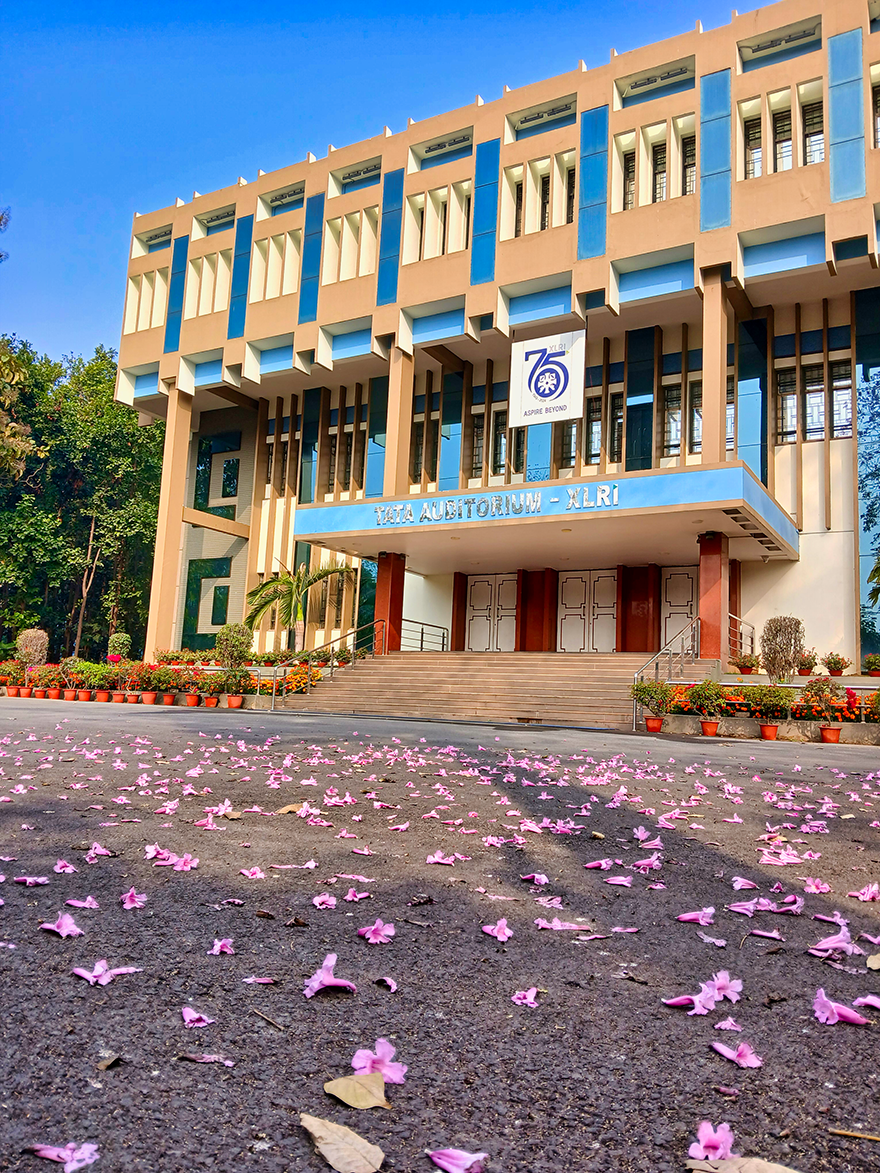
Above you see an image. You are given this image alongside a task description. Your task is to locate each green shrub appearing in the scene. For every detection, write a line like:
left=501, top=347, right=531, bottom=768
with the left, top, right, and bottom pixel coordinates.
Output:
left=729, top=652, right=761, bottom=671
left=741, top=684, right=791, bottom=721
left=821, top=651, right=852, bottom=674
left=630, top=679, right=673, bottom=716
left=107, top=632, right=132, bottom=659
left=688, top=679, right=729, bottom=717
left=214, top=623, right=253, bottom=671
left=799, top=676, right=842, bottom=723
left=863, top=653, right=880, bottom=673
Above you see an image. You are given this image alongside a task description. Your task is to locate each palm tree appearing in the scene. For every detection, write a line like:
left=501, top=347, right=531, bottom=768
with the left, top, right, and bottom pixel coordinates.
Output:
left=244, top=563, right=354, bottom=653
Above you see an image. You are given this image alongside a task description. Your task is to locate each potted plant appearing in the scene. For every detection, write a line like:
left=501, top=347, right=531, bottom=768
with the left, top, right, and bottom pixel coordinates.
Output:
left=223, top=668, right=251, bottom=709
left=90, top=662, right=113, bottom=702
left=150, top=664, right=178, bottom=705
left=760, top=616, right=805, bottom=683
left=863, top=653, right=880, bottom=678
left=60, top=657, right=86, bottom=701
left=213, top=623, right=253, bottom=709
left=201, top=671, right=225, bottom=708
left=799, top=676, right=844, bottom=742
left=139, top=665, right=159, bottom=705
left=630, top=679, right=673, bottom=733
left=16, top=629, right=49, bottom=698
left=0, top=660, right=24, bottom=697
left=743, top=684, right=791, bottom=740
left=821, top=652, right=852, bottom=677
left=729, top=652, right=761, bottom=675
left=687, top=679, right=729, bottom=737
left=798, top=648, right=818, bottom=676
left=183, top=669, right=204, bottom=706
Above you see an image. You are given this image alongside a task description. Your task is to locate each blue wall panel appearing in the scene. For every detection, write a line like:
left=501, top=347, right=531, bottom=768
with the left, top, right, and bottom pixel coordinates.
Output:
left=299, top=194, right=325, bottom=324
left=618, top=259, right=694, bottom=303
left=163, top=235, right=189, bottom=353
left=259, top=345, right=294, bottom=374
left=227, top=215, right=253, bottom=339
left=737, top=319, right=768, bottom=485
left=194, top=359, right=223, bottom=386
left=828, top=28, right=866, bottom=203
left=470, top=139, right=500, bottom=285
left=299, top=388, right=322, bottom=504
left=133, top=370, right=159, bottom=395
left=742, top=232, right=825, bottom=278
left=376, top=169, right=405, bottom=306
left=365, top=377, right=389, bottom=498
left=332, top=328, right=373, bottom=360
left=525, top=423, right=552, bottom=482
left=509, top=285, right=571, bottom=325
left=577, top=106, right=608, bottom=261
left=412, top=308, right=465, bottom=344
left=438, top=374, right=464, bottom=492
left=699, top=70, right=731, bottom=232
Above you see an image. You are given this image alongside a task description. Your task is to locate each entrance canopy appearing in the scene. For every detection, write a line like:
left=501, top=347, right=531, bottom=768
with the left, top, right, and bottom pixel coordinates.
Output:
left=293, top=462, right=798, bottom=576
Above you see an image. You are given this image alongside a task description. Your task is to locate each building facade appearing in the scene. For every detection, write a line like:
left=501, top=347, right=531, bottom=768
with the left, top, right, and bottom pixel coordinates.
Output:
left=118, top=0, right=880, bottom=664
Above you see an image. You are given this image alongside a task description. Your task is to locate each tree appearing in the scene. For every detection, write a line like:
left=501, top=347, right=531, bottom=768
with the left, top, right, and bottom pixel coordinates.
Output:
left=0, top=206, right=9, bottom=264
left=0, top=340, right=38, bottom=478
left=245, top=564, right=353, bottom=652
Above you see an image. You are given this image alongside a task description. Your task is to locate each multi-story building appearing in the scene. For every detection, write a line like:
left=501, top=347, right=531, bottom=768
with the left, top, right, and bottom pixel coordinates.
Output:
left=118, top=0, right=880, bottom=667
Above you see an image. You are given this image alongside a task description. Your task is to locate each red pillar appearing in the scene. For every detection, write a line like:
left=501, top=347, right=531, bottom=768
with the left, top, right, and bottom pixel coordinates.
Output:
left=375, top=552, right=406, bottom=653
left=697, top=533, right=729, bottom=661
left=450, top=572, right=467, bottom=651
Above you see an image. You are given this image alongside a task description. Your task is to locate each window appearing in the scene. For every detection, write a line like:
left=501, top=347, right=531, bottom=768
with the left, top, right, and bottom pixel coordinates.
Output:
left=663, top=385, right=682, bottom=456
left=803, top=101, right=824, bottom=165
left=773, top=110, right=792, bottom=172
left=438, top=193, right=449, bottom=256
left=585, top=398, right=602, bottom=464
left=831, top=360, right=853, bottom=439
left=512, top=427, right=526, bottom=474
left=688, top=381, right=703, bottom=453
left=212, top=586, right=229, bottom=627
left=539, top=174, right=551, bottom=231
left=221, top=458, right=239, bottom=497
left=412, top=421, right=424, bottom=481
left=464, top=193, right=472, bottom=245
left=744, top=117, right=762, bottom=178
left=278, top=440, right=288, bottom=493
left=874, top=86, right=880, bottom=150
left=652, top=143, right=667, bottom=203
left=341, top=432, right=353, bottom=489
left=776, top=367, right=797, bottom=443
left=566, top=167, right=576, bottom=224
left=514, top=182, right=524, bottom=237
left=492, top=411, right=507, bottom=475
left=327, top=434, right=337, bottom=491
left=471, top=414, right=485, bottom=477
left=425, top=420, right=439, bottom=482
left=681, top=135, right=696, bottom=196
left=560, top=420, right=578, bottom=468
left=623, top=151, right=636, bottom=210
left=726, top=378, right=735, bottom=452
left=802, top=363, right=824, bottom=440
left=609, top=393, right=624, bottom=462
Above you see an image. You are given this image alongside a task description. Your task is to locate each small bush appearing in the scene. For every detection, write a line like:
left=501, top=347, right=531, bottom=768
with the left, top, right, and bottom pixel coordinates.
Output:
left=799, top=676, right=843, bottom=723
left=799, top=647, right=818, bottom=671
left=730, top=652, right=761, bottom=672
left=214, top=624, right=253, bottom=671
left=688, top=679, right=729, bottom=717
left=16, top=629, right=49, bottom=670
left=107, top=632, right=132, bottom=659
left=630, top=680, right=673, bottom=716
left=760, top=616, right=805, bottom=682
left=821, top=651, right=852, bottom=674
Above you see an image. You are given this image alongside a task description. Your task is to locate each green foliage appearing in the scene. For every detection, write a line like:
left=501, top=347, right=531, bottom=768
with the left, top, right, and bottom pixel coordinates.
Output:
left=214, top=623, right=253, bottom=671
left=687, top=679, right=728, bottom=717
left=799, top=676, right=843, bottom=723
left=223, top=667, right=253, bottom=696
left=244, top=563, right=354, bottom=642
left=630, top=679, right=673, bottom=715
left=863, top=653, right=880, bottom=672
left=798, top=647, right=818, bottom=671
left=820, top=651, right=852, bottom=673
left=740, top=684, right=792, bottom=720
left=107, top=632, right=132, bottom=658
left=729, top=652, right=761, bottom=671
left=0, top=337, right=164, bottom=659
left=760, top=615, right=805, bottom=682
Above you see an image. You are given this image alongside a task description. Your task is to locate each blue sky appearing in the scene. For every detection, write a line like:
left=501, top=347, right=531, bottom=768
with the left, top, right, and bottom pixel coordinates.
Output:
left=4, top=0, right=737, bottom=359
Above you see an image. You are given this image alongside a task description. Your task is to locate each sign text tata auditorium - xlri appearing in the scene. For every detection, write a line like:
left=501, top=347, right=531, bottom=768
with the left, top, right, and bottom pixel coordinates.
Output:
left=373, top=482, right=620, bottom=528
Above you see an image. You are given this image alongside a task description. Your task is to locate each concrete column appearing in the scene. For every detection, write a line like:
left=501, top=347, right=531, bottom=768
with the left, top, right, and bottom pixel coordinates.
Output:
left=697, top=532, right=729, bottom=661
left=144, top=386, right=193, bottom=659
left=700, top=268, right=730, bottom=464
left=383, top=347, right=415, bottom=498
left=375, top=551, right=406, bottom=653
left=450, top=572, right=467, bottom=651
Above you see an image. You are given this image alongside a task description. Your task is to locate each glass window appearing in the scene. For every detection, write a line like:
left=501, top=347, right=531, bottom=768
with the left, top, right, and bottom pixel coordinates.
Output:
left=327, top=435, right=337, bottom=491
left=663, top=384, right=682, bottom=456
left=265, top=444, right=273, bottom=484
left=560, top=420, right=578, bottom=468
left=539, top=174, right=551, bottom=231
left=831, top=360, right=853, bottom=439
left=744, top=117, right=762, bottom=179
left=802, top=362, right=825, bottom=440
left=411, top=420, right=424, bottom=481
left=512, top=427, right=526, bottom=473
left=773, top=110, right=792, bottom=172
left=874, top=86, right=880, bottom=150
left=277, top=440, right=288, bottom=494
left=471, top=414, right=485, bottom=477
left=803, top=101, right=824, bottom=165
left=652, top=143, right=667, bottom=203
left=609, top=393, right=624, bottom=462
left=341, top=432, right=353, bottom=490
left=492, top=411, right=507, bottom=475
left=776, top=367, right=797, bottom=443
left=622, top=151, right=635, bottom=210
left=566, top=167, right=576, bottom=224
left=211, top=585, right=229, bottom=627
left=514, top=182, right=523, bottom=238
left=221, top=458, right=239, bottom=498
left=585, top=397, right=602, bottom=464
left=681, top=135, right=696, bottom=196
left=688, top=381, right=703, bottom=454
left=726, top=377, right=735, bottom=452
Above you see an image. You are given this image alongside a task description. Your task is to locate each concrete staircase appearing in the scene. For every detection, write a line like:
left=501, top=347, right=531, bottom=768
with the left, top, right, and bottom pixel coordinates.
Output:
left=285, top=652, right=719, bottom=729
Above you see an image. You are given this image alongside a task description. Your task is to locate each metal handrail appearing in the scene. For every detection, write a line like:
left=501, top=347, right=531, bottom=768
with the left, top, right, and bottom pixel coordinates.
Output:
left=269, top=619, right=386, bottom=711
left=728, top=612, right=756, bottom=659
left=632, top=616, right=701, bottom=731
left=400, top=618, right=449, bottom=652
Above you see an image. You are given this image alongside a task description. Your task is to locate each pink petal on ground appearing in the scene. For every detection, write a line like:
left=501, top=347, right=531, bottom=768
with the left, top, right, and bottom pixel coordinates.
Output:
left=27, top=1142, right=100, bottom=1171
left=583, top=859, right=614, bottom=870
left=181, top=1053, right=235, bottom=1067
left=14, top=876, right=49, bottom=886
left=312, top=893, right=337, bottom=909
left=751, top=928, right=785, bottom=940
left=709, top=971, right=742, bottom=1004
left=611, top=926, right=639, bottom=933
left=731, top=877, right=758, bottom=890
left=711, top=1040, right=763, bottom=1068
left=207, top=938, right=234, bottom=955
left=813, top=987, right=871, bottom=1025
left=376, top=976, right=398, bottom=992
left=120, top=888, right=147, bottom=910
left=427, top=1148, right=488, bottom=1173
left=39, top=912, right=83, bottom=938
left=181, top=1006, right=216, bottom=1028
left=688, top=1121, right=739, bottom=1160
left=853, top=994, right=880, bottom=1011
left=242, top=975, right=276, bottom=984
left=358, top=918, right=395, bottom=944
left=65, top=897, right=99, bottom=909
left=714, top=1017, right=743, bottom=1031
left=303, top=952, right=357, bottom=998
left=677, top=907, right=715, bottom=925
left=697, top=932, right=727, bottom=947
left=511, top=987, right=539, bottom=1007
left=240, top=866, right=266, bottom=879
left=344, top=888, right=370, bottom=901
left=848, top=883, right=880, bottom=902
left=802, top=877, right=831, bottom=894
left=426, top=850, right=455, bottom=865
left=351, top=1036, right=407, bottom=1084
left=534, top=917, right=583, bottom=930
left=520, top=873, right=548, bottom=885
left=482, top=918, right=513, bottom=942
left=604, top=876, right=632, bottom=887
left=53, top=861, right=77, bottom=874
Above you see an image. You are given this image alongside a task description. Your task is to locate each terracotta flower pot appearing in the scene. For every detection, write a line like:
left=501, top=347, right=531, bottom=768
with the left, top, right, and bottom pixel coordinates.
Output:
left=125, top=693, right=140, bottom=704
left=700, top=720, right=720, bottom=737
left=95, top=690, right=110, bottom=702
left=47, top=688, right=61, bottom=700
left=111, top=692, right=125, bottom=703
left=63, top=689, right=77, bottom=701
left=34, top=688, right=47, bottom=699
left=759, top=724, right=779, bottom=740
left=739, top=667, right=753, bottom=675
left=162, top=693, right=176, bottom=705
left=820, top=726, right=841, bottom=743
left=7, top=686, right=19, bottom=697
left=227, top=695, right=243, bottom=709
left=19, top=687, right=33, bottom=698
left=645, top=716, right=664, bottom=733
left=798, top=668, right=813, bottom=676
left=828, top=670, right=843, bottom=677
left=185, top=694, right=200, bottom=706
left=141, top=692, right=158, bottom=705
left=869, top=671, right=880, bottom=678
left=203, top=696, right=219, bottom=708
left=77, top=689, right=92, bottom=701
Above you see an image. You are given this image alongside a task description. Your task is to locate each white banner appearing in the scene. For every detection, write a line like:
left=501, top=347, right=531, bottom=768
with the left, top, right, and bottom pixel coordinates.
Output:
left=508, top=330, right=586, bottom=428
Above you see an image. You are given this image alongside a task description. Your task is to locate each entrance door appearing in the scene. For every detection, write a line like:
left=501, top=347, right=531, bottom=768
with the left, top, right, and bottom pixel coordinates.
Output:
left=661, top=566, right=698, bottom=646
left=466, top=574, right=517, bottom=651
left=557, top=569, right=618, bottom=652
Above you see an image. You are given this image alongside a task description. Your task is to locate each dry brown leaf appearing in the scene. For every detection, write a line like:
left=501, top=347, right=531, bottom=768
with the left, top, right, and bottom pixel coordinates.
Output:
left=300, top=1113, right=384, bottom=1172
left=324, top=1072, right=391, bottom=1109
left=686, top=1159, right=805, bottom=1173
left=866, top=953, right=880, bottom=971
left=276, top=803, right=304, bottom=815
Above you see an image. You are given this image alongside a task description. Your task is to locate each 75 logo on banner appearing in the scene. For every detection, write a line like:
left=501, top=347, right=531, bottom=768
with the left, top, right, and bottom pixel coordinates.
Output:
left=525, top=345, right=570, bottom=400
left=509, top=329, right=585, bottom=428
